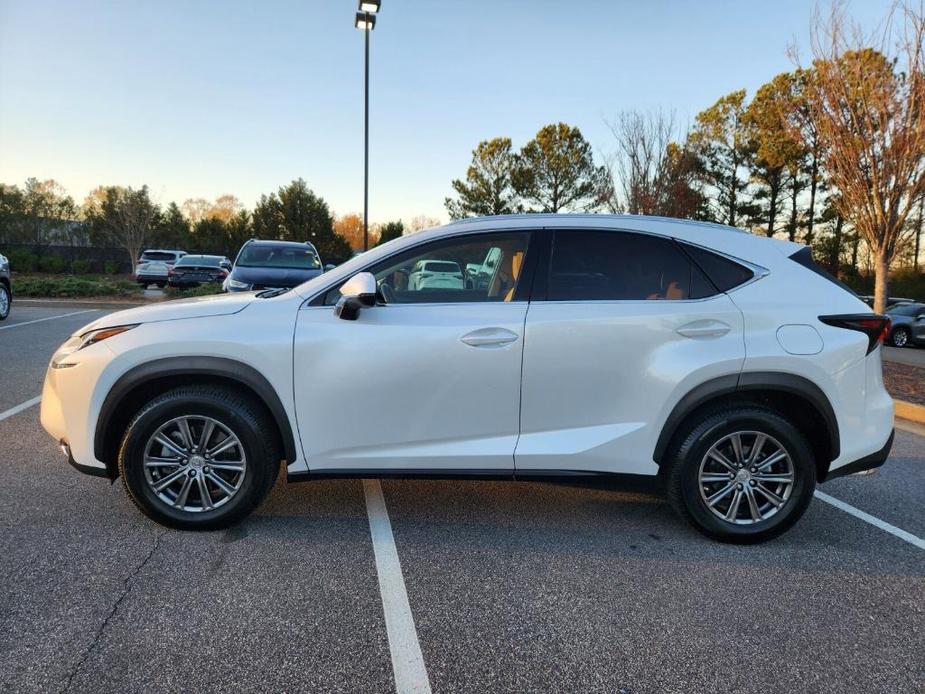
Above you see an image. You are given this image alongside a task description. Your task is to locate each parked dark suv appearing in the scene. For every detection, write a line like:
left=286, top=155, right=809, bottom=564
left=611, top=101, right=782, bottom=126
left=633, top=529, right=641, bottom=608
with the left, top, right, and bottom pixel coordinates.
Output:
left=0, top=251, right=10, bottom=321
left=223, top=239, right=324, bottom=292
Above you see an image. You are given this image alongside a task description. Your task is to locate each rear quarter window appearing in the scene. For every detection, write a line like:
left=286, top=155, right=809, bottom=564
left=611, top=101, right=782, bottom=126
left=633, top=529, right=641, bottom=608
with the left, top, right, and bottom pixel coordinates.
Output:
left=680, top=244, right=754, bottom=292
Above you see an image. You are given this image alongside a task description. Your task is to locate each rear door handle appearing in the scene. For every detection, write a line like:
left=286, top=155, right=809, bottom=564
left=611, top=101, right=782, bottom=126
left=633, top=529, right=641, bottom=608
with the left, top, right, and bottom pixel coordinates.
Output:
left=676, top=319, right=731, bottom=339
left=460, top=327, right=519, bottom=348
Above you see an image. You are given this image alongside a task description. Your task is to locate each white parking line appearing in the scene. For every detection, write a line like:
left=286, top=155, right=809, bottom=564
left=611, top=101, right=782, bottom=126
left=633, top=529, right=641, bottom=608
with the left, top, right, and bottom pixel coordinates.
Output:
left=814, top=490, right=925, bottom=550
left=362, top=479, right=432, bottom=694
left=0, top=309, right=98, bottom=331
left=0, top=396, right=42, bottom=423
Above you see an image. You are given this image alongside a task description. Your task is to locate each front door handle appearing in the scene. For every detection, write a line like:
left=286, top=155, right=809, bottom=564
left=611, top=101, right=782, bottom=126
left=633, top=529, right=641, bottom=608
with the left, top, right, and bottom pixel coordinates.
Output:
left=676, top=319, right=731, bottom=339
left=460, top=327, right=519, bottom=348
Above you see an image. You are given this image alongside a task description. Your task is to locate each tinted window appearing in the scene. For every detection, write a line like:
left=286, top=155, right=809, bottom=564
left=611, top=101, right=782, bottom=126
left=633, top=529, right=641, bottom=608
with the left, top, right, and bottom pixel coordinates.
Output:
left=682, top=244, right=755, bottom=292
left=141, top=251, right=177, bottom=262
left=547, top=231, right=712, bottom=301
left=322, top=232, right=530, bottom=305
left=176, top=255, right=222, bottom=267
left=889, top=303, right=925, bottom=317
left=237, top=244, right=320, bottom=270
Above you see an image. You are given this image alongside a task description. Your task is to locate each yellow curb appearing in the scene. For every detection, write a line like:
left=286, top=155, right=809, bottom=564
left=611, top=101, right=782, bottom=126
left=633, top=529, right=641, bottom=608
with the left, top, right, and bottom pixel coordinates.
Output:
left=895, top=399, right=925, bottom=425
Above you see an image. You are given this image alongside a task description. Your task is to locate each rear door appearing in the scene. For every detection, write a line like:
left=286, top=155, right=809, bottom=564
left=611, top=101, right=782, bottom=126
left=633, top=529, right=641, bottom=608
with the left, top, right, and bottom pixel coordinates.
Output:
left=516, top=229, right=746, bottom=476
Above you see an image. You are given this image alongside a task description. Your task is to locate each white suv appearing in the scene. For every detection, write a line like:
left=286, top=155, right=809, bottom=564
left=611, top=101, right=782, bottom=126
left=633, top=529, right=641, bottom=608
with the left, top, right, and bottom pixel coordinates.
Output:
left=40, top=215, right=894, bottom=542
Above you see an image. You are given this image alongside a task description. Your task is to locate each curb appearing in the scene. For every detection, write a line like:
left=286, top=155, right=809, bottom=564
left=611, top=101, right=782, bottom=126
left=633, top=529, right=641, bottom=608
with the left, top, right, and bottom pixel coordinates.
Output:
left=895, top=399, right=925, bottom=425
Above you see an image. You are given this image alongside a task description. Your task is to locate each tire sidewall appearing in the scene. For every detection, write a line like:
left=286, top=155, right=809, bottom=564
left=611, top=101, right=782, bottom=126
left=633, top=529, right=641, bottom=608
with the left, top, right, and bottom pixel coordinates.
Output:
left=676, top=411, right=816, bottom=542
left=121, top=393, right=270, bottom=528
left=0, top=284, right=9, bottom=320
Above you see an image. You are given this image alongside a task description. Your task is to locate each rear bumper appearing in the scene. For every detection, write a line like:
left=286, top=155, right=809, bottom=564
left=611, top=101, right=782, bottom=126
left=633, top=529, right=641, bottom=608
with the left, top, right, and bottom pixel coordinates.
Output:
left=822, top=429, right=894, bottom=481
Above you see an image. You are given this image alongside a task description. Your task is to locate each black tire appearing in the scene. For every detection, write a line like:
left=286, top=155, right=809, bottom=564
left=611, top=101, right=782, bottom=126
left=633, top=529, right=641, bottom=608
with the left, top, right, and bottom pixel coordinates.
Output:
left=0, top=283, right=9, bottom=321
left=118, top=385, right=280, bottom=530
left=663, top=406, right=816, bottom=544
left=890, top=327, right=911, bottom=348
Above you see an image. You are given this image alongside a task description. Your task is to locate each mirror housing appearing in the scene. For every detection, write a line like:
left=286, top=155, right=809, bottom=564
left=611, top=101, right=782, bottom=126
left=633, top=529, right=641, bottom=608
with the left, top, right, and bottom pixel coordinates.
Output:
left=335, top=272, right=377, bottom=320
left=324, top=263, right=336, bottom=272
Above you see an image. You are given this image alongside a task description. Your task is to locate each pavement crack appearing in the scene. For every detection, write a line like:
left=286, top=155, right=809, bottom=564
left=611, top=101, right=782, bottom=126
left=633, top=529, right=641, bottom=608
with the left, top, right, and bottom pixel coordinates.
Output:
left=61, top=528, right=168, bottom=694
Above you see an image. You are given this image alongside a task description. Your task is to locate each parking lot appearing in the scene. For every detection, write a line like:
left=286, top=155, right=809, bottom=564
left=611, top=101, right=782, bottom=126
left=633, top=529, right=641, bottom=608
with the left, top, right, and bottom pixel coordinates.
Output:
left=1, top=302, right=923, bottom=693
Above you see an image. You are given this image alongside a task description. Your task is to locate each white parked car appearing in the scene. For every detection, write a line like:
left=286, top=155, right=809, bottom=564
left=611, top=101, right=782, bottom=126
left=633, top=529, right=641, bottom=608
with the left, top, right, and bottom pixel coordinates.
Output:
left=407, top=259, right=464, bottom=291
left=135, top=249, right=186, bottom=288
left=41, top=214, right=894, bottom=542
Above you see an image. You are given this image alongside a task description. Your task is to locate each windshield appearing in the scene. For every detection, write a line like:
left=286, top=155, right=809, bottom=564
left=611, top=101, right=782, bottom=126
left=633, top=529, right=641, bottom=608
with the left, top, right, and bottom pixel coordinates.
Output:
left=141, top=251, right=177, bottom=262
left=237, top=245, right=321, bottom=270
left=422, top=261, right=461, bottom=273
left=176, top=256, right=222, bottom=267
left=889, top=304, right=925, bottom=316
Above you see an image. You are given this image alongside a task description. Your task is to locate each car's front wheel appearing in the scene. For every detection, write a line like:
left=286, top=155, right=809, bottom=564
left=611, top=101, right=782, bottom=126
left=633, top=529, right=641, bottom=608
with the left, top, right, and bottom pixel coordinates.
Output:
left=890, top=327, right=911, bottom=348
left=664, top=407, right=816, bottom=543
left=119, top=385, right=280, bottom=530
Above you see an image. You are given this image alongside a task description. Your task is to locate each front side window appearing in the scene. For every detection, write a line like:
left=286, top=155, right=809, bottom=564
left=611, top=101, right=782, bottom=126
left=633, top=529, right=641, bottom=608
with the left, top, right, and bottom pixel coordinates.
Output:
left=323, top=232, right=530, bottom=305
left=547, top=230, right=713, bottom=301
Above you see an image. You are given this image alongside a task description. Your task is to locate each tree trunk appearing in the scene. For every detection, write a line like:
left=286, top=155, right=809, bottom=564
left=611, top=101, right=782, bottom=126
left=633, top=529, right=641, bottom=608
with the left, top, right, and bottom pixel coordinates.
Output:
left=830, top=215, right=844, bottom=273
left=787, top=175, right=798, bottom=242
left=916, top=196, right=923, bottom=271
left=873, top=247, right=889, bottom=315
left=766, top=177, right=779, bottom=238
left=806, top=157, right=818, bottom=245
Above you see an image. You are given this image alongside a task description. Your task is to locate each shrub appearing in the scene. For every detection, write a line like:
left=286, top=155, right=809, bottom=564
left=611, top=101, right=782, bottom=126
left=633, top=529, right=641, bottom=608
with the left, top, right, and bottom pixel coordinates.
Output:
left=164, top=283, right=223, bottom=299
left=5, top=249, right=37, bottom=272
left=72, top=259, right=92, bottom=275
left=37, top=254, right=67, bottom=274
left=13, top=276, right=142, bottom=298
left=103, top=260, right=120, bottom=275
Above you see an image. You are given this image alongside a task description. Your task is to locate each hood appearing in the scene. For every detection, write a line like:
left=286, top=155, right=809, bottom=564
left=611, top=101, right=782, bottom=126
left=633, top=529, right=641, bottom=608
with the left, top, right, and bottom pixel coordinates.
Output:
left=75, top=292, right=254, bottom=335
left=231, top=265, right=323, bottom=287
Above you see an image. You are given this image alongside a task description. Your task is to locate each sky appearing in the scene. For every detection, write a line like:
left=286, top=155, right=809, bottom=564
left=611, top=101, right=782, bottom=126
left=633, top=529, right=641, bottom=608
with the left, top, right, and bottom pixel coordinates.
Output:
left=0, top=0, right=893, bottom=226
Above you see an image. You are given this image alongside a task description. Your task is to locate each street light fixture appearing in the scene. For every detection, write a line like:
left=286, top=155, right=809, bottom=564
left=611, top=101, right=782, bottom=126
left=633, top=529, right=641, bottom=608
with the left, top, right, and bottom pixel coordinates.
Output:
left=355, top=0, right=380, bottom=251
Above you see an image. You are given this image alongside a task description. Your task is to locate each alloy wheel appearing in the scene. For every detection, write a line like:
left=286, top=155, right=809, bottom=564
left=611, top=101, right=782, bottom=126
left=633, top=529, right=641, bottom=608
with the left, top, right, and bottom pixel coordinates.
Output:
left=143, top=415, right=247, bottom=512
left=698, top=431, right=795, bottom=525
left=0, top=286, right=8, bottom=318
left=892, top=329, right=909, bottom=347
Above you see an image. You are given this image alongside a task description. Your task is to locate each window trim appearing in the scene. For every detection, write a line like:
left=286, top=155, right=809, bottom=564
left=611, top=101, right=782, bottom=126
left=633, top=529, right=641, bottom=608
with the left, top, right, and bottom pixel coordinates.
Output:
left=537, top=228, right=734, bottom=304
left=305, top=229, right=542, bottom=308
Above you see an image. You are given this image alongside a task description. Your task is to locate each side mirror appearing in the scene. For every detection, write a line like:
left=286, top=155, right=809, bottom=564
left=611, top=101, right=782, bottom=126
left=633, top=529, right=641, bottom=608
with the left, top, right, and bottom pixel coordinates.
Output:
left=335, top=272, right=377, bottom=320
left=324, top=263, right=336, bottom=272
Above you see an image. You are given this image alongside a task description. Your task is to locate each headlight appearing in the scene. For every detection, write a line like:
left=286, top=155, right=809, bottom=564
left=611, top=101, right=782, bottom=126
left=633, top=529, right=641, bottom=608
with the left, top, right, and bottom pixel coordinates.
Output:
left=227, top=279, right=250, bottom=289
left=51, top=324, right=138, bottom=368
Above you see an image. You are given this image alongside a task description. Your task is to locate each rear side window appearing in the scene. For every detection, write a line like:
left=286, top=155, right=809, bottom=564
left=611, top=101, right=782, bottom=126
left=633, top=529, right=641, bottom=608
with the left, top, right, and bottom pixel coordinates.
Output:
left=680, top=244, right=754, bottom=292
left=141, top=251, right=177, bottom=262
left=547, top=231, right=715, bottom=301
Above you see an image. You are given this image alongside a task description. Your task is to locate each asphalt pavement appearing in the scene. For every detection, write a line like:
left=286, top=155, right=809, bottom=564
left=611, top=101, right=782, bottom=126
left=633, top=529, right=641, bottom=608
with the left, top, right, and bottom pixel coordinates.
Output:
left=0, top=303, right=923, bottom=693
left=883, top=344, right=925, bottom=368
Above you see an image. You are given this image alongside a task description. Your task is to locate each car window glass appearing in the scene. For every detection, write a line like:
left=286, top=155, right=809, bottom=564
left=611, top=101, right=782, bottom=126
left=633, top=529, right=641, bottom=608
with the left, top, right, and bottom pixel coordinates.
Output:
left=141, top=251, right=177, bottom=262
left=683, top=244, right=755, bottom=292
left=322, top=232, right=530, bottom=305
left=238, top=245, right=321, bottom=270
left=548, top=230, right=706, bottom=301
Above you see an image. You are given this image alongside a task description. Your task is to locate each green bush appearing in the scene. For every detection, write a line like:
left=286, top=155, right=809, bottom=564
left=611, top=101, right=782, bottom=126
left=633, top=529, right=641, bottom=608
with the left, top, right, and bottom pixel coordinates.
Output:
left=13, top=276, right=142, bottom=298
left=890, top=268, right=925, bottom=302
left=164, top=283, right=223, bottom=299
left=36, top=254, right=67, bottom=273
left=103, top=260, right=120, bottom=275
left=72, top=259, right=92, bottom=275
left=5, top=249, right=37, bottom=272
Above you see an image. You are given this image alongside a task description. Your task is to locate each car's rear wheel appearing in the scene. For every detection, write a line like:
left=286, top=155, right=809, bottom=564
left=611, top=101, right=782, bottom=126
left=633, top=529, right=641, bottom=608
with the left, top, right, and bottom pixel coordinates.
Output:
left=118, top=385, right=280, bottom=530
left=890, top=327, right=911, bottom=347
left=0, top=283, right=9, bottom=320
left=664, top=407, right=816, bottom=543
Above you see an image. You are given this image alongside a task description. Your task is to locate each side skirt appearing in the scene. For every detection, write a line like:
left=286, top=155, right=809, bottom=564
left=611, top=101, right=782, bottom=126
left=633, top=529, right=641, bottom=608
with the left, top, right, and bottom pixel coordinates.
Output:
left=287, top=468, right=660, bottom=492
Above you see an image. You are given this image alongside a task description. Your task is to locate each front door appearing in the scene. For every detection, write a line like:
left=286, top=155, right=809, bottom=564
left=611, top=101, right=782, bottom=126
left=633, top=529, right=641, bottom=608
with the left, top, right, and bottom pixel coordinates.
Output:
left=294, top=231, right=533, bottom=472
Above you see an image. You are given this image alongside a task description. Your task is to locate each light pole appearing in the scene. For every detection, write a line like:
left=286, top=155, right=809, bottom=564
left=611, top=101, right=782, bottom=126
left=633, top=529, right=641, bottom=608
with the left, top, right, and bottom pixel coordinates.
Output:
left=355, top=1, right=380, bottom=251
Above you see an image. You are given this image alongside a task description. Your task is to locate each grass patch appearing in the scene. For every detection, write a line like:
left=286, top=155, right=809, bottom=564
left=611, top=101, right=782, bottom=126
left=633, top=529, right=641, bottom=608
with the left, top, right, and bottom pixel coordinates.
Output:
left=164, top=283, right=224, bottom=299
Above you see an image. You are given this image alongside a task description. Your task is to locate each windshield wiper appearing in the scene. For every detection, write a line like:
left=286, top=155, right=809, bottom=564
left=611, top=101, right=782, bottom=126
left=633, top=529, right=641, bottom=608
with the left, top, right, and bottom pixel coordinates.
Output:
left=256, top=287, right=290, bottom=298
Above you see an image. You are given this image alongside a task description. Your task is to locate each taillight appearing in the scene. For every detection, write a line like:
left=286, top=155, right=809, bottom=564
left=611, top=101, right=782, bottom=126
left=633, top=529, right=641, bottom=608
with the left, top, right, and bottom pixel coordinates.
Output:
left=819, top=314, right=891, bottom=355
